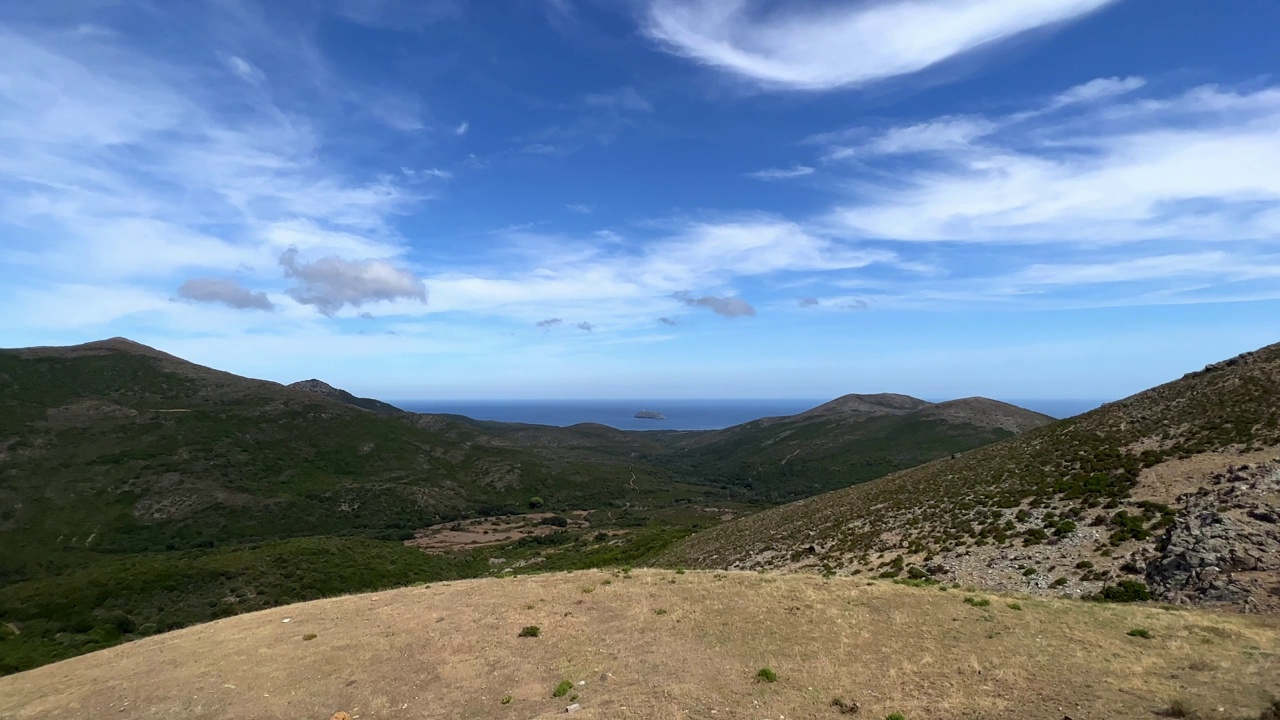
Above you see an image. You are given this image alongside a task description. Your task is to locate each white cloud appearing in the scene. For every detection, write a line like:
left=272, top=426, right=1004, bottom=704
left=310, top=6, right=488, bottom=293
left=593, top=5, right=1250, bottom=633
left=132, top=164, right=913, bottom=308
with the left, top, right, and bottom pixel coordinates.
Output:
left=748, top=165, right=814, bottom=180
left=824, top=116, right=998, bottom=160
left=176, top=277, right=275, bottom=310
left=565, top=203, right=594, bottom=214
left=280, top=249, right=428, bottom=315
left=223, top=54, right=266, bottom=85
left=1047, top=75, right=1145, bottom=109
left=455, top=121, right=469, bottom=135
left=826, top=83, right=1280, bottom=242
left=645, top=0, right=1119, bottom=91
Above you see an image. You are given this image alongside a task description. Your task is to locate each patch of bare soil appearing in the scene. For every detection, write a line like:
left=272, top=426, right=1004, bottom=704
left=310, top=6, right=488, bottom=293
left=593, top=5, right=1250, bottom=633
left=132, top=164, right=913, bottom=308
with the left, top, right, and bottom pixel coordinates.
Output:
left=404, top=513, right=589, bottom=551
left=0, top=571, right=1274, bottom=720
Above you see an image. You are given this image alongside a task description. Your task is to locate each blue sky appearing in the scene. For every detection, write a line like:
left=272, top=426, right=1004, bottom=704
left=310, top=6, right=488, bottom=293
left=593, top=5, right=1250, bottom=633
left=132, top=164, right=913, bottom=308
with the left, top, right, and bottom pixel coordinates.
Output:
left=2, top=0, right=1279, bottom=400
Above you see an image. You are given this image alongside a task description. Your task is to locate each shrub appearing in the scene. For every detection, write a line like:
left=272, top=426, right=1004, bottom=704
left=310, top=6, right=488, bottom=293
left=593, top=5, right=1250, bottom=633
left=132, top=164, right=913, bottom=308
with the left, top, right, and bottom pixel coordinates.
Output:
left=654, top=608, right=667, bottom=615
left=1127, top=627, right=1152, bottom=639
left=963, top=596, right=991, bottom=608
left=540, top=515, right=570, bottom=528
left=528, top=496, right=545, bottom=509
left=1156, top=698, right=1194, bottom=717
left=500, top=695, right=512, bottom=705
left=675, top=568, right=686, bottom=574
left=1091, top=580, right=1151, bottom=603
left=302, top=633, right=317, bottom=641
left=887, top=714, right=907, bottom=720
left=552, top=680, right=573, bottom=698
left=1006, top=602, right=1022, bottom=611
left=518, top=625, right=540, bottom=637
left=1075, top=560, right=1094, bottom=570
left=1022, top=567, right=1037, bottom=577
left=756, top=667, right=777, bottom=683
left=1051, top=577, right=1069, bottom=588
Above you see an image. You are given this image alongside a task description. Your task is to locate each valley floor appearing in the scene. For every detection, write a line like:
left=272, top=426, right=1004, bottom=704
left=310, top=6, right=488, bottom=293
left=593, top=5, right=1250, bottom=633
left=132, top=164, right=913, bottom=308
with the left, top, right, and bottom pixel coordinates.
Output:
left=0, top=570, right=1275, bottom=720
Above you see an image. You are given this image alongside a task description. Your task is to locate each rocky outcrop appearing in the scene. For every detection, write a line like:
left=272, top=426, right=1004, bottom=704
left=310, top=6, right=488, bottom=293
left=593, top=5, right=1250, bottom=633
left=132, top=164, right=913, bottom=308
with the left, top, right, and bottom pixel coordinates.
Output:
left=1147, top=462, right=1280, bottom=611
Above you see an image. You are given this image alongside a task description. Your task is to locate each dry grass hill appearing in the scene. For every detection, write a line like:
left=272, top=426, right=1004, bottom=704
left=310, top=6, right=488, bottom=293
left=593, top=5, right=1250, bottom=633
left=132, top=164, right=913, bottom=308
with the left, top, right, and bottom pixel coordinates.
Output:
left=1, top=570, right=1276, bottom=720
left=660, top=343, right=1280, bottom=612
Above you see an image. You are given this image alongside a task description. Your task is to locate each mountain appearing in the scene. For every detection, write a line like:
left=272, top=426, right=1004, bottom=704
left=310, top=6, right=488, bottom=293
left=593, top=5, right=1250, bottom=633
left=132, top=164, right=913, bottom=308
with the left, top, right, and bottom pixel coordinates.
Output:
left=660, top=342, right=1280, bottom=611
left=660, top=394, right=1052, bottom=501
left=0, top=337, right=1050, bottom=675
left=3, top=570, right=1277, bottom=720
left=0, top=337, right=733, bottom=583
left=287, top=379, right=404, bottom=415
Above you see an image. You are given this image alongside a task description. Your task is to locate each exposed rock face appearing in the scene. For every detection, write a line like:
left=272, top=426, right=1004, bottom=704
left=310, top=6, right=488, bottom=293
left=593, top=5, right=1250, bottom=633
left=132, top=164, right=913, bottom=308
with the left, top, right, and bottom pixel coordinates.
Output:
left=1147, top=463, right=1280, bottom=611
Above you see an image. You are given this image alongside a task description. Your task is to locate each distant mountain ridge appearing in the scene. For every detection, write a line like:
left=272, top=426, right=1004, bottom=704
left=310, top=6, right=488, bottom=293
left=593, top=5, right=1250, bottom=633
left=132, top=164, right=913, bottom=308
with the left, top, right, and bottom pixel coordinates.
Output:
left=288, top=379, right=404, bottom=416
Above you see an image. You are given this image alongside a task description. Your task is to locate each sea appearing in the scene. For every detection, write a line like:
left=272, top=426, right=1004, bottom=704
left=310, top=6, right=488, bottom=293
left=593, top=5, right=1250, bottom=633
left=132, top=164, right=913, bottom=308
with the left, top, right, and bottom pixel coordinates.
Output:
left=392, top=398, right=1107, bottom=431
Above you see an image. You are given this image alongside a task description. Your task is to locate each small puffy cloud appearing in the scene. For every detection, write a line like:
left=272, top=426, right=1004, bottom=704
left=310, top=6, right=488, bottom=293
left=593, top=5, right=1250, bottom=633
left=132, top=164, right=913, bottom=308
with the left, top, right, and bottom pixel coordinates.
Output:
left=842, top=299, right=869, bottom=310
left=536, top=317, right=563, bottom=328
left=576, top=321, right=595, bottom=331
left=565, top=203, right=594, bottom=214
left=657, top=316, right=678, bottom=326
left=176, top=277, right=274, bottom=310
left=455, top=121, right=469, bottom=135
left=798, top=297, right=818, bottom=307
left=748, top=165, right=814, bottom=180
left=673, top=291, right=756, bottom=318
left=279, top=248, right=427, bottom=315
left=359, top=311, right=375, bottom=319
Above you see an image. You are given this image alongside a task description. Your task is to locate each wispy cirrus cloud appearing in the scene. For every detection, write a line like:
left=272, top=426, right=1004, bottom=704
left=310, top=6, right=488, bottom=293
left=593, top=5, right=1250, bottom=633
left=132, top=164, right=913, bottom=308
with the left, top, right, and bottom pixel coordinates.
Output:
left=748, top=165, right=813, bottom=180
left=644, top=0, right=1119, bottom=91
left=824, top=81, right=1280, bottom=243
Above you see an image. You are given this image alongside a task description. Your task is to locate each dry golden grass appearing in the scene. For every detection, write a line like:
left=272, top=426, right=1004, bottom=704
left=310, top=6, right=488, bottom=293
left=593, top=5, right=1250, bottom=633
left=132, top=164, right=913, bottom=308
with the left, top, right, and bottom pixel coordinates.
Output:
left=0, top=570, right=1275, bottom=720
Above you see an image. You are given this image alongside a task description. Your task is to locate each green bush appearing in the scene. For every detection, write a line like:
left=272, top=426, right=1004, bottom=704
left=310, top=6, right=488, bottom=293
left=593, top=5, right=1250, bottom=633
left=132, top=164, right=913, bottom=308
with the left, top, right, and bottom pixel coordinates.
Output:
left=887, top=713, right=907, bottom=720
left=1127, top=627, right=1152, bottom=639
left=519, top=625, right=540, bottom=637
left=552, top=680, right=573, bottom=698
left=1091, top=580, right=1151, bottom=603
left=963, top=596, right=991, bottom=608
left=756, top=667, right=777, bottom=683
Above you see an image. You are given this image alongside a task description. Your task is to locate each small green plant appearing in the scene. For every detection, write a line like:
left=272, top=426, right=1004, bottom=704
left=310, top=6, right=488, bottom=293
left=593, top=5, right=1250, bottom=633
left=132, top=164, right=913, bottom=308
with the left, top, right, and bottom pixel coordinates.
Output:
left=501, top=695, right=512, bottom=705
left=1021, top=567, right=1037, bottom=577
left=1006, top=602, right=1022, bottom=611
left=302, top=633, right=317, bottom=641
left=675, top=568, right=686, bottom=574
left=582, top=585, right=595, bottom=593
left=963, top=596, right=991, bottom=608
left=756, top=667, right=777, bottom=683
left=552, top=680, right=573, bottom=698
left=519, top=625, right=540, bottom=638
left=1127, top=627, right=1152, bottom=639
left=1051, top=577, right=1069, bottom=588
left=887, top=713, right=907, bottom=720
left=570, top=694, right=579, bottom=702
left=654, top=608, right=668, bottom=615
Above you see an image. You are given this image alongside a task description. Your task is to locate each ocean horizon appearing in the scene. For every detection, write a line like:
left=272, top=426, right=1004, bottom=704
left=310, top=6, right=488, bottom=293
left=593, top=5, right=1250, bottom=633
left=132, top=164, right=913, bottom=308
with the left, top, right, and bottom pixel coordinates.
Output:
left=392, top=398, right=1107, bottom=431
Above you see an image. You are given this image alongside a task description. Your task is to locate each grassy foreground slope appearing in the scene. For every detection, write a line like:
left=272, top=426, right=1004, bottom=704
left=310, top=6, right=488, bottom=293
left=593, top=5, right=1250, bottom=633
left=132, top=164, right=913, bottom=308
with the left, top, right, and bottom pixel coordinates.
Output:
left=1, top=570, right=1275, bottom=720
left=660, top=342, right=1280, bottom=596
